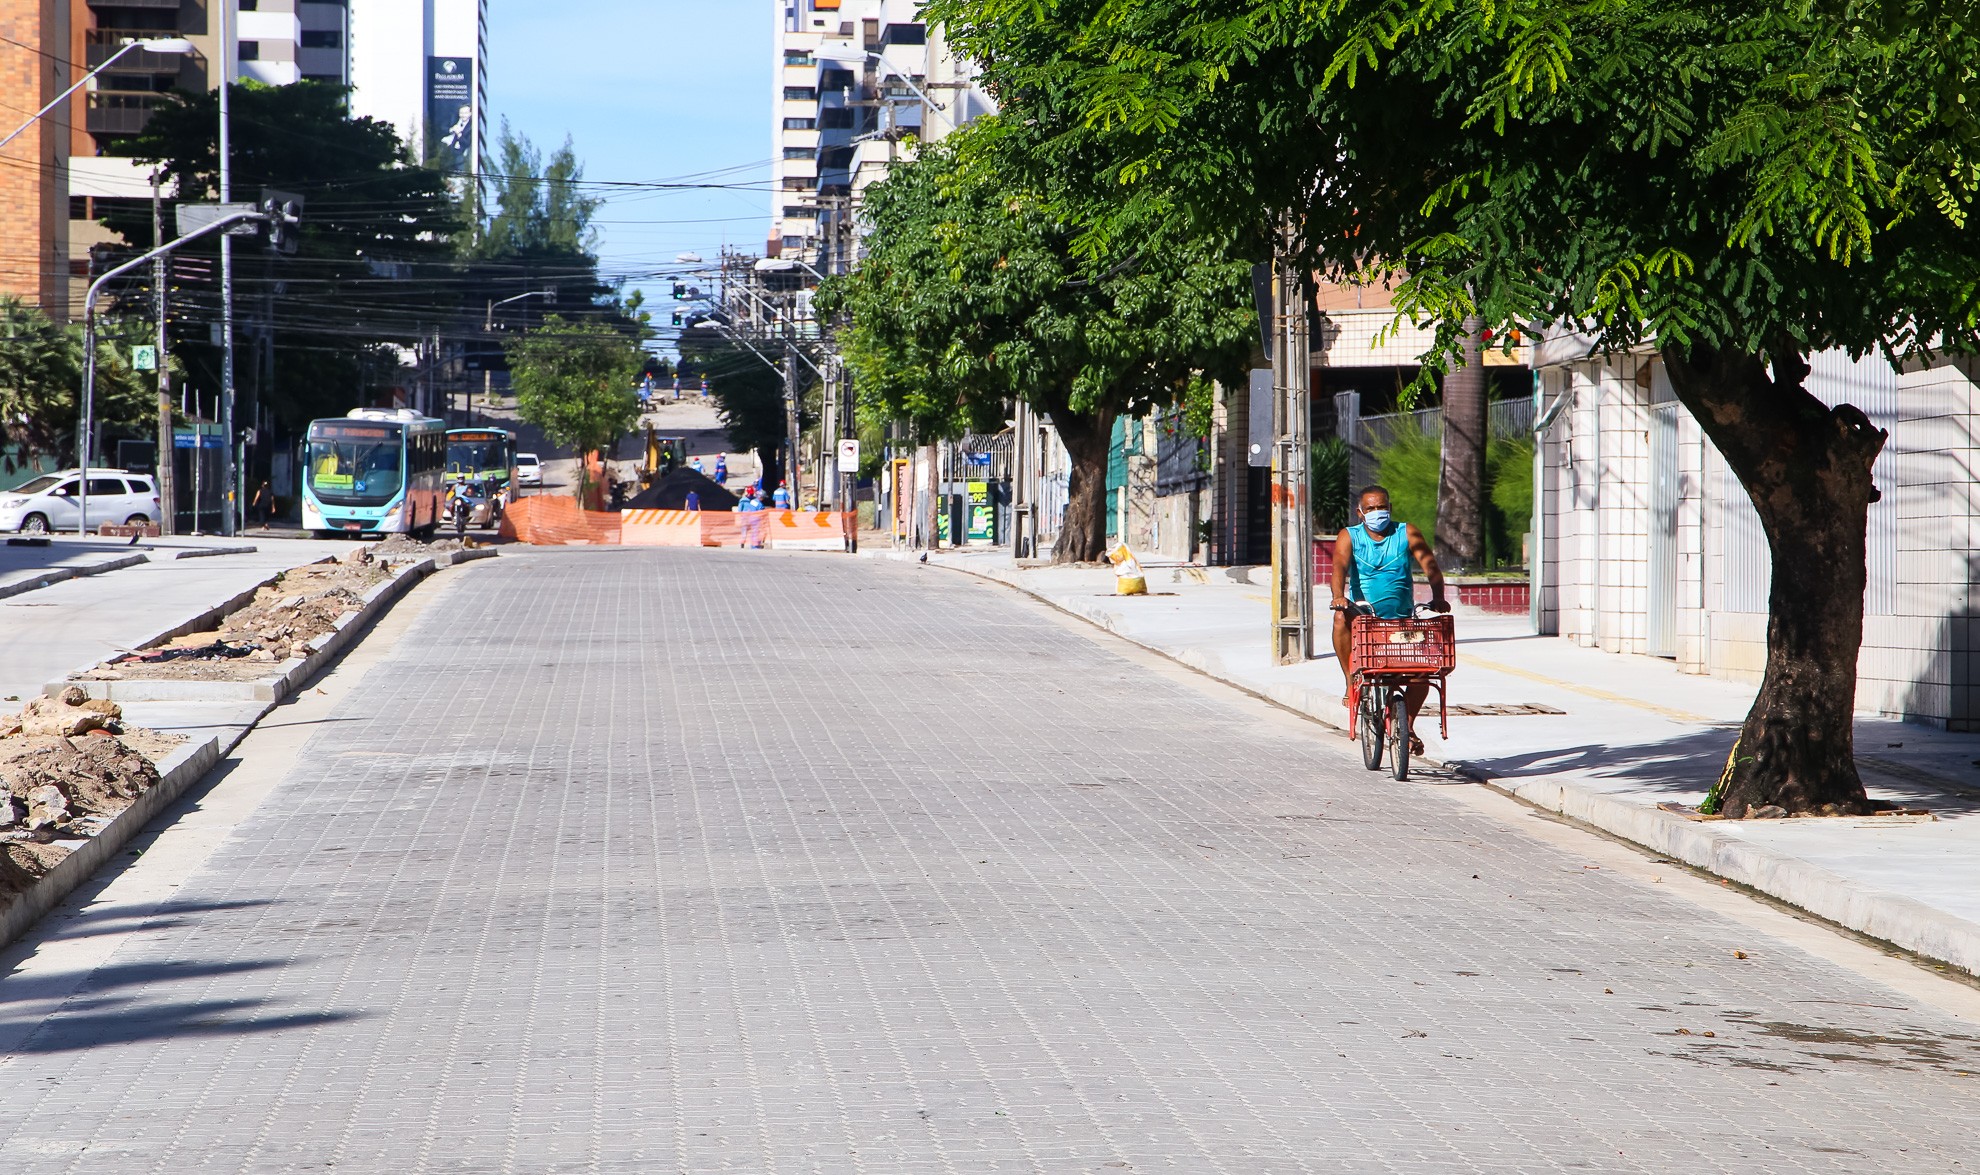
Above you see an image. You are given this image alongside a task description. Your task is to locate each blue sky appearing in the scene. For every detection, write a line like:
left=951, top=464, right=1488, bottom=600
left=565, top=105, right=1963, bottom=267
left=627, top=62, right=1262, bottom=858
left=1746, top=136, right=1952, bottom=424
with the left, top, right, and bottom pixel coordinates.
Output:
left=486, top=1, right=771, bottom=314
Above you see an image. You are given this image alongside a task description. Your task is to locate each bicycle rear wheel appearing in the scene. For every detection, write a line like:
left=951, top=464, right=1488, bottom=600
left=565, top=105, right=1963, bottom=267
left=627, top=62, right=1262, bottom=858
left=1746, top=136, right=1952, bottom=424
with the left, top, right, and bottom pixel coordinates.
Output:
left=1388, top=689, right=1412, bottom=780
left=1359, top=684, right=1385, bottom=771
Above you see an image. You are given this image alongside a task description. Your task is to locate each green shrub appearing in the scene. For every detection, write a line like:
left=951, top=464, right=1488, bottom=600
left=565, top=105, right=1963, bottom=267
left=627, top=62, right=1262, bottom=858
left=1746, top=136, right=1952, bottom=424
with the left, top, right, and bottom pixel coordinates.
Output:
left=1361, top=414, right=1534, bottom=569
left=1370, top=413, right=1441, bottom=551
left=1487, top=434, right=1535, bottom=567
left=1311, top=437, right=1351, bottom=532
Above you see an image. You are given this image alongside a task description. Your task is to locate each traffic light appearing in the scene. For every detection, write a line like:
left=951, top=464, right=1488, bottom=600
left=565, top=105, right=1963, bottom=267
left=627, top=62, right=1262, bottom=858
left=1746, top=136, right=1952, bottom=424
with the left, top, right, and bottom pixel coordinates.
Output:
left=671, top=283, right=687, bottom=300
left=671, top=310, right=684, bottom=327
left=259, top=188, right=304, bottom=255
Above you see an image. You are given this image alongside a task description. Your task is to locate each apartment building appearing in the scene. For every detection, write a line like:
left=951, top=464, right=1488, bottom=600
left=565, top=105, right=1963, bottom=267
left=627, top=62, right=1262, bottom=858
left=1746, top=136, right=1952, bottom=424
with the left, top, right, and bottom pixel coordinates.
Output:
left=0, top=0, right=73, bottom=312
left=0, top=1, right=485, bottom=319
left=770, top=0, right=989, bottom=265
left=348, top=0, right=487, bottom=174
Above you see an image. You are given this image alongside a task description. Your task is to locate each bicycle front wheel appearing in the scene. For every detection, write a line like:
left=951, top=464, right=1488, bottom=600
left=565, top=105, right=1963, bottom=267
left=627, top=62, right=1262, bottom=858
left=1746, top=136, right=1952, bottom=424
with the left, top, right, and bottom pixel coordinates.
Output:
left=1359, top=684, right=1385, bottom=771
left=1388, top=689, right=1412, bottom=781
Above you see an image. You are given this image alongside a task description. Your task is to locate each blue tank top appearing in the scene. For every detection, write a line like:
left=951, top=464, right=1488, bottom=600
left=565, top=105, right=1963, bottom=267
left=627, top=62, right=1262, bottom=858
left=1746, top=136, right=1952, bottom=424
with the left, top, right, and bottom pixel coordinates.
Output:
left=1348, top=521, right=1415, bottom=618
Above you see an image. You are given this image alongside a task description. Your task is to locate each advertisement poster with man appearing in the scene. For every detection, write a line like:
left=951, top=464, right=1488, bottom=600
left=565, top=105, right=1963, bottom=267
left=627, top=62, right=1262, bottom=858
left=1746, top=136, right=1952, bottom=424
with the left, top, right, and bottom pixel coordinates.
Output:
left=427, top=57, right=475, bottom=171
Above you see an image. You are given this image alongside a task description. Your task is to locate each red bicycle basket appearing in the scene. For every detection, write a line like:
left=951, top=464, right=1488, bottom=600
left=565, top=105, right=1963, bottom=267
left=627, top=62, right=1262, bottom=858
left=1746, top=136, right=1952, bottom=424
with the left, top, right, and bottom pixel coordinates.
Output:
left=1351, top=614, right=1457, bottom=675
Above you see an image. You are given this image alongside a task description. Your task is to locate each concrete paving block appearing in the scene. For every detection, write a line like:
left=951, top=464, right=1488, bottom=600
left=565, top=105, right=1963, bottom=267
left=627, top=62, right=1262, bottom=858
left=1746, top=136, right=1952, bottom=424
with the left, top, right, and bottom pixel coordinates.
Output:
left=915, top=548, right=1980, bottom=979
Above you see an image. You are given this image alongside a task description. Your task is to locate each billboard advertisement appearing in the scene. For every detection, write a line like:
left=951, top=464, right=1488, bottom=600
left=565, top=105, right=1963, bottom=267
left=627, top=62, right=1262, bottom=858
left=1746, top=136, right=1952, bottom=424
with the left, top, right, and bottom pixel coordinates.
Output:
left=426, top=56, right=475, bottom=170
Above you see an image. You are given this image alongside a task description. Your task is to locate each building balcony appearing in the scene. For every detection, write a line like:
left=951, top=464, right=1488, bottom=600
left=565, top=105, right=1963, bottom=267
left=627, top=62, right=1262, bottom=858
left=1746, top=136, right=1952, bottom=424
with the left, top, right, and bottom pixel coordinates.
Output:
left=86, top=91, right=174, bottom=137
left=87, top=30, right=202, bottom=74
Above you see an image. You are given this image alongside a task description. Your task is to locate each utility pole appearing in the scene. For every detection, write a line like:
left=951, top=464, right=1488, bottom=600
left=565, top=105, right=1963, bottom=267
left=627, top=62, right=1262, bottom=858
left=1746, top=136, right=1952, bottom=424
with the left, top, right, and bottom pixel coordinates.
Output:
left=152, top=173, right=175, bottom=534
left=783, top=335, right=801, bottom=498
left=1269, top=215, right=1313, bottom=664
left=217, top=5, right=237, bottom=536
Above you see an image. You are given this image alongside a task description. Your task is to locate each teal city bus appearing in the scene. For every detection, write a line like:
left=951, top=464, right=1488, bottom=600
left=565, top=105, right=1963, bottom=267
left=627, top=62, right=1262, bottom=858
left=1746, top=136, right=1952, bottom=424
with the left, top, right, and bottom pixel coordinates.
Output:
left=302, top=409, right=447, bottom=538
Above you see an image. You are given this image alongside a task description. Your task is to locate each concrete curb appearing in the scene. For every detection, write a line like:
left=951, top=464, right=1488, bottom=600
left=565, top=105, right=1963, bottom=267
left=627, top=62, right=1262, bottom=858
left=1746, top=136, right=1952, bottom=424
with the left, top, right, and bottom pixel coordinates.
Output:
left=918, top=553, right=1980, bottom=979
left=1, top=547, right=493, bottom=951
left=0, top=552, right=148, bottom=603
left=168, top=544, right=258, bottom=560
left=0, top=728, right=233, bottom=951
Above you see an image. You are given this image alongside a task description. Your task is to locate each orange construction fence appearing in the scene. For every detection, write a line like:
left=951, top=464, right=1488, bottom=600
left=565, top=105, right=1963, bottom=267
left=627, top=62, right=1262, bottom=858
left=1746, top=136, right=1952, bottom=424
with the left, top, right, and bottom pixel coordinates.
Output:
left=499, top=495, right=623, bottom=546
left=505, top=497, right=850, bottom=549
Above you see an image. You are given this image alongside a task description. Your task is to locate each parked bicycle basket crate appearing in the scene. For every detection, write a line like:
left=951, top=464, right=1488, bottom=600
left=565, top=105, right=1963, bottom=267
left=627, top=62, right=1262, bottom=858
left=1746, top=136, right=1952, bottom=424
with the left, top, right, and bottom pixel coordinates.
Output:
left=1351, top=614, right=1457, bottom=674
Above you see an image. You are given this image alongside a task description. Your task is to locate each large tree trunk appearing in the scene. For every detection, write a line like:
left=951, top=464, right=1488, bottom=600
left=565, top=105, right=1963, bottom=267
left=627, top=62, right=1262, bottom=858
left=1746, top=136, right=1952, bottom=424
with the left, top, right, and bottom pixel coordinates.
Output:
left=1436, top=317, right=1487, bottom=571
left=1663, top=342, right=1888, bottom=816
left=1050, top=406, right=1117, bottom=564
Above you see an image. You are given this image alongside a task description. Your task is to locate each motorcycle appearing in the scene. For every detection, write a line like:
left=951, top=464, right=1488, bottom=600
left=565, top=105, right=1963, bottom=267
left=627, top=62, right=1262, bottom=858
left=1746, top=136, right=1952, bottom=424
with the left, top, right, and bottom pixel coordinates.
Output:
left=449, top=485, right=475, bottom=537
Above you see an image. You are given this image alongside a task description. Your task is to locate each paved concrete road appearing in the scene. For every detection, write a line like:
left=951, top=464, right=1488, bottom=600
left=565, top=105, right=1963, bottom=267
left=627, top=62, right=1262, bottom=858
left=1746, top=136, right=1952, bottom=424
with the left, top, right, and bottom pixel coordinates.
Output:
left=3, top=549, right=1977, bottom=1173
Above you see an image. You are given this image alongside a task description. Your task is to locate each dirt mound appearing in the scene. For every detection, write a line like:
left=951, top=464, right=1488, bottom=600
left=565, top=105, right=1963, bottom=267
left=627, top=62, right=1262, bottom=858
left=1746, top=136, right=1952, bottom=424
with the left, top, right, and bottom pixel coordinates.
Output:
left=1, top=841, right=69, bottom=906
left=0, top=692, right=182, bottom=906
left=85, top=554, right=390, bottom=680
left=371, top=533, right=465, bottom=556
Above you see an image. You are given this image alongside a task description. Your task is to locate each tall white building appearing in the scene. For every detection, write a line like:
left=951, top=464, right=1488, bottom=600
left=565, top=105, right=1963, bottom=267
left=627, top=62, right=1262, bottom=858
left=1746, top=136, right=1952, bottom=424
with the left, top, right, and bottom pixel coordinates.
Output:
left=770, top=0, right=990, bottom=264
left=348, top=0, right=489, bottom=172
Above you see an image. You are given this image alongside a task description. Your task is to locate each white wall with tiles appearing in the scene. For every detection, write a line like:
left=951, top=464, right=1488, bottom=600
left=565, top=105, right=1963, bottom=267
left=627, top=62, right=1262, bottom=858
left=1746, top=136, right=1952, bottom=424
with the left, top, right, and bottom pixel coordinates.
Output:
left=1538, top=348, right=1980, bottom=729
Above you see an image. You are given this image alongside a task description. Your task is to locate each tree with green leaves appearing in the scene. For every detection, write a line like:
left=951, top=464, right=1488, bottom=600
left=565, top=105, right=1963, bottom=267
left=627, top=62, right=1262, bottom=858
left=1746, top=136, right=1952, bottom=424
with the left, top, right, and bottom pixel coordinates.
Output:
left=818, top=135, right=1255, bottom=563
left=0, top=297, right=150, bottom=476
left=463, top=123, right=646, bottom=388
left=507, top=315, right=643, bottom=504
left=931, top=0, right=1980, bottom=814
left=105, top=81, right=461, bottom=431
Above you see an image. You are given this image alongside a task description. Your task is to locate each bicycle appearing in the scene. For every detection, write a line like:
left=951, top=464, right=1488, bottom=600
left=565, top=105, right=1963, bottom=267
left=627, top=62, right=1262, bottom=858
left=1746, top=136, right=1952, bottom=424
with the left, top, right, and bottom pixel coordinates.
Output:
left=1336, top=602, right=1456, bottom=781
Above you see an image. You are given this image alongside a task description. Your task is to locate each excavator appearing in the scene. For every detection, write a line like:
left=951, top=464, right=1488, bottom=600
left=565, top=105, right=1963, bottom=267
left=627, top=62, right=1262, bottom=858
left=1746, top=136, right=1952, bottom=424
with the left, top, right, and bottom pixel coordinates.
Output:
left=640, top=426, right=690, bottom=489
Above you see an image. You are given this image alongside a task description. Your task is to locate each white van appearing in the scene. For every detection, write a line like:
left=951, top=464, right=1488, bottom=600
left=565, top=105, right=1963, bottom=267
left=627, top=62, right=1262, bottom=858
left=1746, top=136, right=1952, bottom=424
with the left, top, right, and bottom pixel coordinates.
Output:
left=0, top=469, right=162, bottom=534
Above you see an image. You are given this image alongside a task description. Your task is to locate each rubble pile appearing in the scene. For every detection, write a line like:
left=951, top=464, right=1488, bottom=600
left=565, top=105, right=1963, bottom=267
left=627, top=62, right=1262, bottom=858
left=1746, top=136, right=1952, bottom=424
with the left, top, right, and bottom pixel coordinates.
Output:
left=371, top=533, right=466, bottom=556
left=0, top=689, right=180, bottom=907
left=83, top=553, right=391, bottom=681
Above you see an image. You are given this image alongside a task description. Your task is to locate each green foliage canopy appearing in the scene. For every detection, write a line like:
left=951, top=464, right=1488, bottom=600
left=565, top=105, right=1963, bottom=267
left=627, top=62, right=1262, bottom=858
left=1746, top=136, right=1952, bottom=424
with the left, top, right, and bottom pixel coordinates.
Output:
left=507, top=316, right=643, bottom=484
left=816, top=133, right=1255, bottom=449
left=108, top=81, right=462, bottom=429
left=930, top=0, right=1980, bottom=368
left=0, top=297, right=150, bottom=473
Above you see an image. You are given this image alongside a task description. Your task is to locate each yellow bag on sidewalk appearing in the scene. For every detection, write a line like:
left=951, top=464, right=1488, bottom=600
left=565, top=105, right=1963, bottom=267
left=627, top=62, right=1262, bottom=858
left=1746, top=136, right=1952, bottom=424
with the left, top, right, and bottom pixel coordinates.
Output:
left=1107, top=542, right=1148, bottom=596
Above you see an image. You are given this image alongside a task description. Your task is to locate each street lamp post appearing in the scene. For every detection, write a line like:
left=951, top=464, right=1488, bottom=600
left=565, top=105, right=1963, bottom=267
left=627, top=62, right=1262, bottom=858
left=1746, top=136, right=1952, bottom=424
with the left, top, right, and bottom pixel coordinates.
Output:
left=219, top=5, right=237, bottom=536
left=0, top=36, right=197, bottom=535
left=78, top=208, right=270, bottom=535
left=481, top=289, right=556, bottom=423
left=0, top=38, right=197, bottom=154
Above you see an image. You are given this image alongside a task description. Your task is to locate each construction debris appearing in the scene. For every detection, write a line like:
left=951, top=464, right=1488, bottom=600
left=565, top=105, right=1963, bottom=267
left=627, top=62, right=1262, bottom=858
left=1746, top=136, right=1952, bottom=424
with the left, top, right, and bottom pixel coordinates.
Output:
left=82, top=555, right=391, bottom=681
left=0, top=693, right=183, bottom=908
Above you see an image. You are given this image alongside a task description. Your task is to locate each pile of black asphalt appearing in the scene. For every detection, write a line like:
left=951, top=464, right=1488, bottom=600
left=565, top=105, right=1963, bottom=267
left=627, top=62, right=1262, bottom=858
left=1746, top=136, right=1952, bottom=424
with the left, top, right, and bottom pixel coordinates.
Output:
left=623, top=467, right=740, bottom=512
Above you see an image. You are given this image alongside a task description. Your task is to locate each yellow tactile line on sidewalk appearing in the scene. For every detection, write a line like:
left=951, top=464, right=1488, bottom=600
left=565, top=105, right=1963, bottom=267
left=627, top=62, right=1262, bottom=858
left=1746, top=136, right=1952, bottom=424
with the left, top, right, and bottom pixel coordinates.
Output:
left=1457, top=651, right=1718, bottom=725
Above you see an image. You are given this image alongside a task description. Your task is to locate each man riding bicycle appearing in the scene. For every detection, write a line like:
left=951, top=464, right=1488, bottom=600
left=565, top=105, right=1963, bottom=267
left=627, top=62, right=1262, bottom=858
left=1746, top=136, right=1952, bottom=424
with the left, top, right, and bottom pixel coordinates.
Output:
left=1330, top=484, right=1449, bottom=754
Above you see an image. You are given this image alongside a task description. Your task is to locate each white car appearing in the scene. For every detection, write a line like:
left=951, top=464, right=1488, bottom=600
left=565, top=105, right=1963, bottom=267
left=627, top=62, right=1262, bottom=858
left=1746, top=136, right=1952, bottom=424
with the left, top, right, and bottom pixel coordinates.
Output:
left=0, top=469, right=162, bottom=534
left=515, top=452, right=543, bottom=487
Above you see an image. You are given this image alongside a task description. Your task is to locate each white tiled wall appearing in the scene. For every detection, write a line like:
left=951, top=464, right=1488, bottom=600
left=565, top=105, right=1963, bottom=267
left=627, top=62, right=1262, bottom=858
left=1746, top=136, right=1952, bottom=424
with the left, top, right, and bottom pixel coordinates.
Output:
left=1541, top=350, right=1980, bottom=728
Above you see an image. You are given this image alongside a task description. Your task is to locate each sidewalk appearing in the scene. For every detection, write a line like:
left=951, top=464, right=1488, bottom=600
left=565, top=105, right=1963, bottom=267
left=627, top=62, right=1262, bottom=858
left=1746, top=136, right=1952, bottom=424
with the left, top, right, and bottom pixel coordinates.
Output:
left=913, top=549, right=1980, bottom=977
left=0, top=537, right=354, bottom=704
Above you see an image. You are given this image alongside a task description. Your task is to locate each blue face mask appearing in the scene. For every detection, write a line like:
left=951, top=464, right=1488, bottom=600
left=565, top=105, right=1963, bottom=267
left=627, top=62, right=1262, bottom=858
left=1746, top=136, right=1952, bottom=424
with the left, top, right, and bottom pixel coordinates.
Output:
left=1362, top=509, right=1392, bottom=533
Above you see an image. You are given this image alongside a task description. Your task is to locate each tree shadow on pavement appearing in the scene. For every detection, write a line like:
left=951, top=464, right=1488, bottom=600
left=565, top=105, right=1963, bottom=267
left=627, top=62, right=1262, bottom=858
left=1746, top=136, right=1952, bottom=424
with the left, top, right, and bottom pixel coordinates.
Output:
left=2, top=997, right=360, bottom=1054
left=1464, top=725, right=1980, bottom=819
left=1461, top=728, right=1735, bottom=796
left=0, top=955, right=287, bottom=1005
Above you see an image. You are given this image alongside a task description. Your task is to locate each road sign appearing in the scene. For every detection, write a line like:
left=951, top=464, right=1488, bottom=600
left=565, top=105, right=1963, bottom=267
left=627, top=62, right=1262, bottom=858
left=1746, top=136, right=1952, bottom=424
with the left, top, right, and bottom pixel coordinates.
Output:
left=132, top=345, right=157, bottom=372
left=176, top=202, right=260, bottom=237
left=838, top=439, right=860, bottom=471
